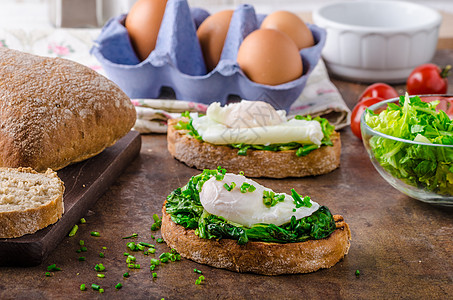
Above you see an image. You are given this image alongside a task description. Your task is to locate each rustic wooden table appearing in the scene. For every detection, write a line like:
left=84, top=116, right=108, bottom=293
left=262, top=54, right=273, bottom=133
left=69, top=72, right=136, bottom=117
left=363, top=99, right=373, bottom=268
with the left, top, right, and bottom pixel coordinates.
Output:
left=1, top=50, right=452, bottom=299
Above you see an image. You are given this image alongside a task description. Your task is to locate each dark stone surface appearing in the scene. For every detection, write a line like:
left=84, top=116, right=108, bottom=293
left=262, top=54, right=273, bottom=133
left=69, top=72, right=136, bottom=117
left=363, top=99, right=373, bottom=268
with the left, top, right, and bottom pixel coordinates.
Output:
left=0, top=51, right=452, bottom=299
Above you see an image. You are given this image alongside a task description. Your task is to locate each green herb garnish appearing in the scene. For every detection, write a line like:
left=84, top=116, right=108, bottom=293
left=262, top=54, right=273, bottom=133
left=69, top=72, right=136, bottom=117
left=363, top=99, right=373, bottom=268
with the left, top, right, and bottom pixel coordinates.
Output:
left=122, top=233, right=138, bottom=239
left=291, top=189, right=312, bottom=208
left=90, top=231, right=100, bottom=237
left=80, top=284, right=86, bottom=291
left=94, top=263, right=105, bottom=272
left=263, top=190, right=285, bottom=207
left=151, top=214, right=162, bottom=231
left=195, top=275, right=205, bottom=285
left=47, top=264, right=61, bottom=272
left=240, top=182, right=255, bottom=193
left=68, top=225, right=78, bottom=237
left=223, top=182, right=236, bottom=191
left=115, top=283, right=123, bottom=289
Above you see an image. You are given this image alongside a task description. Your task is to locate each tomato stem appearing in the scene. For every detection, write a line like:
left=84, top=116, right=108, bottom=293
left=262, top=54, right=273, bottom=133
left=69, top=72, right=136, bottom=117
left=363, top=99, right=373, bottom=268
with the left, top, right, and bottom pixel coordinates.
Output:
left=441, top=65, right=451, bottom=78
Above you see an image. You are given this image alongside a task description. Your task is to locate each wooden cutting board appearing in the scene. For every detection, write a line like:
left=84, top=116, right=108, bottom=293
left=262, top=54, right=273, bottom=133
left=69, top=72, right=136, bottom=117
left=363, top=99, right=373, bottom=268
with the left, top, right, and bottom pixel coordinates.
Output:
left=0, top=130, right=141, bottom=267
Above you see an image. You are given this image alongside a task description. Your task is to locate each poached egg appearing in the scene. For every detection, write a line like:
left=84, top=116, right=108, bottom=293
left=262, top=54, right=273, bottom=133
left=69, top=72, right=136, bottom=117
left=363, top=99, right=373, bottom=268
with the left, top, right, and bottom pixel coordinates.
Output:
left=199, top=173, right=319, bottom=228
left=191, top=100, right=324, bottom=145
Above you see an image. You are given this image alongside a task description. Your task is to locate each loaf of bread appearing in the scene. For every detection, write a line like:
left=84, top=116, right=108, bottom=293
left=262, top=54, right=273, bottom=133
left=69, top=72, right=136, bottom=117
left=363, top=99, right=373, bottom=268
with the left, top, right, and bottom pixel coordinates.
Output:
left=0, top=167, right=65, bottom=239
left=161, top=205, right=351, bottom=275
left=0, top=48, right=136, bottom=171
left=167, top=118, right=341, bottom=178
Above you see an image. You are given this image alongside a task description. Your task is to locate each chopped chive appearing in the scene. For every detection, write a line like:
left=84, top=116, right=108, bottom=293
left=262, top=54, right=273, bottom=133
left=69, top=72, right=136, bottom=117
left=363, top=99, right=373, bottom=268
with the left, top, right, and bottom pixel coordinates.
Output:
left=91, top=284, right=100, bottom=291
left=80, top=246, right=87, bottom=252
left=134, top=264, right=141, bottom=269
left=139, top=242, right=154, bottom=248
left=122, top=233, right=138, bottom=239
left=150, top=264, right=156, bottom=271
left=156, top=238, right=163, bottom=243
left=99, top=252, right=105, bottom=258
left=195, top=275, right=205, bottom=285
left=128, top=264, right=135, bottom=269
left=149, top=248, right=156, bottom=254
left=152, top=272, right=157, bottom=278
left=80, top=284, right=86, bottom=291
left=355, top=269, right=360, bottom=277
left=80, top=218, right=86, bottom=224
left=151, top=214, right=162, bottom=231
left=68, top=225, right=78, bottom=237
left=151, top=235, right=155, bottom=239
left=160, top=257, right=169, bottom=263
left=123, top=252, right=130, bottom=256
left=194, top=268, right=202, bottom=274
left=94, top=263, right=105, bottom=272
left=150, top=258, right=160, bottom=266
left=136, top=244, right=145, bottom=251
left=97, top=274, right=105, bottom=278
left=99, top=288, right=104, bottom=293
left=127, top=242, right=137, bottom=251
left=78, top=257, right=86, bottom=261
left=123, top=272, right=130, bottom=278
left=76, top=249, right=81, bottom=253
left=115, top=283, right=122, bottom=290
left=102, top=247, right=107, bottom=250
left=127, top=255, right=136, bottom=262
left=90, top=231, right=100, bottom=237
left=45, top=272, right=52, bottom=277
left=223, top=182, right=236, bottom=191
left=47, top=264, right=61, bottom=271
left=79, top=240, right=84, bottom=246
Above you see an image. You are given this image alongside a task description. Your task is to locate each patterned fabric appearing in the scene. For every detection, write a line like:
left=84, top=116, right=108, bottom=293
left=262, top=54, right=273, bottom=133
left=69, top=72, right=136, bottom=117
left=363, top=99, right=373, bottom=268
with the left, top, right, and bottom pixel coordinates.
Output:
left=0, top=27, right=350, bottom=133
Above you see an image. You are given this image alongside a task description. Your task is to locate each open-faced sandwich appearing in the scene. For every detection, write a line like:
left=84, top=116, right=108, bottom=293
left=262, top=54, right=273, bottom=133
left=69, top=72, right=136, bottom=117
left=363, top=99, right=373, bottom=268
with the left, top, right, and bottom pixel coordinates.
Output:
left=161, top=167, right=351, bottom=275
left=167, top=100, right=341, bottom=178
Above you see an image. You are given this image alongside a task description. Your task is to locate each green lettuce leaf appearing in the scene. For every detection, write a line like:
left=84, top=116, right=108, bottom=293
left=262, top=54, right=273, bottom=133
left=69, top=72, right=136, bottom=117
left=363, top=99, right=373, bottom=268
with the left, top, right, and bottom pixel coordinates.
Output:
left=365, top=94, right=453, bottom=195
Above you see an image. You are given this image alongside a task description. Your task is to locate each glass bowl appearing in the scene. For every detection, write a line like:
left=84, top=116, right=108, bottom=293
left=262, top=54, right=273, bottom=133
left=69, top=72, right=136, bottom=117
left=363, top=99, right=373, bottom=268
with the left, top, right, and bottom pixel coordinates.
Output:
left=360, top=95, right=453, bottom=206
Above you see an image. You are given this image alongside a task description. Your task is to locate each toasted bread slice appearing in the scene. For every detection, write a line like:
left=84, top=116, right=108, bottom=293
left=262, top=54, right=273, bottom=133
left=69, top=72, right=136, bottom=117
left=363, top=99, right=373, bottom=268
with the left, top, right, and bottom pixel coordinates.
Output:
left=0, top=167, right=65, bottom=239
left=167, top=118, right=341, bottom=178
left=161, top=205, right=351, bottom=275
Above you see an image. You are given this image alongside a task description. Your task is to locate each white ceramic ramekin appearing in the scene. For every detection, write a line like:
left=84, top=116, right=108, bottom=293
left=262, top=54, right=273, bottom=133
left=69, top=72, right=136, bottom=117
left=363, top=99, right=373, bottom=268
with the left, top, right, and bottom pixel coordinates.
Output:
left=313, top=0, right=442, bottom=83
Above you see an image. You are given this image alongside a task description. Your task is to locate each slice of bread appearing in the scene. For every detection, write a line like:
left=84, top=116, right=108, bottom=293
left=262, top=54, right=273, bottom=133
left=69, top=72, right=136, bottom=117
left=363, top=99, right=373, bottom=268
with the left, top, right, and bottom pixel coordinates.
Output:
left=167, top=118, right=341, bottom=178
left=161, top=205, right=351, bottom=275
left=0, top=167, right=65, bottom=239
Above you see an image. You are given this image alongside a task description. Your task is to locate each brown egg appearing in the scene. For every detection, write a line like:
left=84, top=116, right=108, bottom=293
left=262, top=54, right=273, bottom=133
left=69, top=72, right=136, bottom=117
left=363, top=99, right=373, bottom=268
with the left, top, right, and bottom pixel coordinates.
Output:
left=237, top=29, right=303, bottom=86
left=260, top=11, right=314, bottom=50
left=197, top=10, right=234, bottom=72
left=125, top=0, right=168, bottom=61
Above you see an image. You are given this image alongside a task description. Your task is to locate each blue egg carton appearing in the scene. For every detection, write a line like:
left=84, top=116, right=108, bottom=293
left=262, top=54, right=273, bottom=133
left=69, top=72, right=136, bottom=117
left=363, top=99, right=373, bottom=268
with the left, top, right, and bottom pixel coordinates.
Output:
left=91, top=0, right=326, bottom=111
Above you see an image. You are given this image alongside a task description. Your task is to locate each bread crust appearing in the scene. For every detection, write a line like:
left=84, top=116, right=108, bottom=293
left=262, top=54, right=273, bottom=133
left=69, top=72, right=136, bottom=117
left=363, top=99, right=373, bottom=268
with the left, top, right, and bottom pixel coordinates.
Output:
left=0, top=48, right=136, bottom=171
left=167, top=118, right=341, bottom=178
left=161, top=205, right=351, bottom=275
left=0, top=167, right=65, bottom=239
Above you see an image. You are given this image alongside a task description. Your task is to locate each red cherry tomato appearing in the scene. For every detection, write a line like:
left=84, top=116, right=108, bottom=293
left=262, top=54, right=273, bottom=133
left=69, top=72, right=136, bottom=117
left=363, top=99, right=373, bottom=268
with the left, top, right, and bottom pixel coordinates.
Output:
left=351, top=97, right=385, bottom=139
left=406, top=63, right=451, bottom=95
left=358, top=83, right=398, bottom=102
